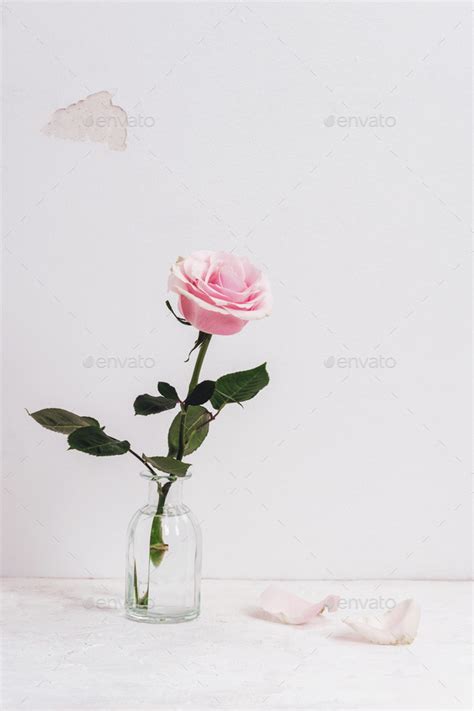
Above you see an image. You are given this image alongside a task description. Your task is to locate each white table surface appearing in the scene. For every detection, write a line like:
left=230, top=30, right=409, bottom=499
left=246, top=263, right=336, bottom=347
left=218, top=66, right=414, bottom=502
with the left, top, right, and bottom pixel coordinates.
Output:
left=2, top=579, right=471, bottom=710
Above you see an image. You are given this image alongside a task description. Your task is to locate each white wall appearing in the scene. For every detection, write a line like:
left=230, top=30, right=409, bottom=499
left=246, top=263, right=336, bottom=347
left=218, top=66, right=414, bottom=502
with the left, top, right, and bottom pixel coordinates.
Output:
left=2, top=1, right=471, bottom=580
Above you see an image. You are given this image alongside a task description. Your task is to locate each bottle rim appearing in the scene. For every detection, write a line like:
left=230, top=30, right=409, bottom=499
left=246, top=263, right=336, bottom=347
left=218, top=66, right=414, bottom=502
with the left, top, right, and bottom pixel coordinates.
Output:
left=140, top=470, right=192, bottom=483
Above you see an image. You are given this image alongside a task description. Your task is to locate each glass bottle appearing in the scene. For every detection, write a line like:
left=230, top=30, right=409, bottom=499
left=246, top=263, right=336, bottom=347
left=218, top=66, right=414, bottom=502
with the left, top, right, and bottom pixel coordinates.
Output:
left=125, top=472, right=201, bottom=623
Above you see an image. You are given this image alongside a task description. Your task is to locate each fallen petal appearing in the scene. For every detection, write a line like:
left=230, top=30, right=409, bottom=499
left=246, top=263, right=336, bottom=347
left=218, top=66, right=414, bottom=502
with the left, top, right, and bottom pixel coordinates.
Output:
left=343, top=599, right=421, bottom=645
left=259, top=585, right=340, bottom=625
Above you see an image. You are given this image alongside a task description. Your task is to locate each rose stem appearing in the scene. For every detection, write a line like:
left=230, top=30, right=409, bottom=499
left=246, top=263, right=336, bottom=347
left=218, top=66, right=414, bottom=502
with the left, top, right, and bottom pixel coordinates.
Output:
left=140, top=332, right=213, bottom=608
left=129, top=448, right=159, bottom=481
left=176, top=332, right=212, bottom=462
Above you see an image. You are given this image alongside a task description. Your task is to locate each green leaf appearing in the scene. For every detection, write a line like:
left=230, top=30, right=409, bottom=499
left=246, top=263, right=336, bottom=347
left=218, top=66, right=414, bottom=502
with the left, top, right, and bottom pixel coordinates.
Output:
left=28, top=408, right=100, bottom=435
left=144, top=456, right=191, bottom=477
left=133, top=394, right=177, bottom=416
left=210, top=363, right=269, bottom=410
left=67, top=426, right=130, bottom=456
left=165, top=299, right=190, bottom=325
left=168, top=405, right=211, bottom=457
left=185, top=380, right=215, bottom=406
left=157, top=382, right=179, bottom=402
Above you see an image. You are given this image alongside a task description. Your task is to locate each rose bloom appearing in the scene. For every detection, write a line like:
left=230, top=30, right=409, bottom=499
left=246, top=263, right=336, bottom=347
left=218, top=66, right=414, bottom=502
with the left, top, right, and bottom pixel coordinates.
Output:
left=168, top=251, right=272, bottom=336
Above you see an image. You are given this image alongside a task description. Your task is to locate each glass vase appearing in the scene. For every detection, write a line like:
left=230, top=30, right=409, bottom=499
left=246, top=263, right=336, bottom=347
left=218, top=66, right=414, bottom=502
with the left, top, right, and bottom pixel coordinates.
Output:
left=125, top=472, right=202, bottom=623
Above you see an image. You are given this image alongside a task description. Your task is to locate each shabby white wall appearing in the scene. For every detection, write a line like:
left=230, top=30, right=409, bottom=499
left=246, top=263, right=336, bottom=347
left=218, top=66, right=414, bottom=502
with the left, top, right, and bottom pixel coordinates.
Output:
left=2, top=1, right=471, bottom=579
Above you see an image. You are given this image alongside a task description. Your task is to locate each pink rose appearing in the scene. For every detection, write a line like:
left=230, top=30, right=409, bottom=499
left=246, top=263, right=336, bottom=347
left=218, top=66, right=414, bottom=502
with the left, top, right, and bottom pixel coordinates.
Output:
left=168, top=251, right=272, bottom=336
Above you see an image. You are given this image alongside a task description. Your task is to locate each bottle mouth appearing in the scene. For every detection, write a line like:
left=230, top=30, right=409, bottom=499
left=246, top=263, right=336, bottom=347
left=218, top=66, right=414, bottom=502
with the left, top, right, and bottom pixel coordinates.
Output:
left=140, top=470, right=192, bottom=483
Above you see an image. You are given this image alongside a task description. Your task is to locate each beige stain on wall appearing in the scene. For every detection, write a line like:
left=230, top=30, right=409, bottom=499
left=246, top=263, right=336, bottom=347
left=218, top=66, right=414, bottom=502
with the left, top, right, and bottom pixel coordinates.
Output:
left=42, top=91, right=127, bottom=151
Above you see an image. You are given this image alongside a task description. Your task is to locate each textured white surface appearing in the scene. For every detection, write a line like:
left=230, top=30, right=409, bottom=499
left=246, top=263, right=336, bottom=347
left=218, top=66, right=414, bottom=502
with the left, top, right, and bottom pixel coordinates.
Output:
left=2, top=579, right=472, bottom=709
left=3, top=1, right=471, bottom=581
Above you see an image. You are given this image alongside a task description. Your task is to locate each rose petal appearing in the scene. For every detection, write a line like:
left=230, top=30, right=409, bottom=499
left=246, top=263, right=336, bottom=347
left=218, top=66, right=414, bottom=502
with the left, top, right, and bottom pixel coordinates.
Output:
left=179, top=295, right=246, bottom=336
left=259, top=585, right=340, bottom=625
left=343, top=599, right=421, bottom=645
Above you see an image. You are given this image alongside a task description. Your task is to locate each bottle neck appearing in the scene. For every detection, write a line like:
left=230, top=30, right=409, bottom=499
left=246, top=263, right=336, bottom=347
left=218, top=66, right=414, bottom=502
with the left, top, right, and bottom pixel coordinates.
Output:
left=147, top=479, right=184, bottom=511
